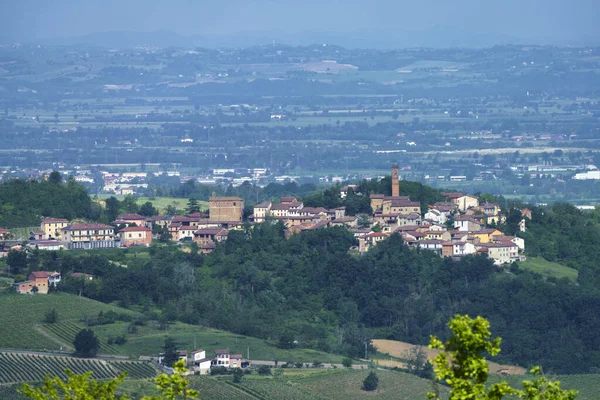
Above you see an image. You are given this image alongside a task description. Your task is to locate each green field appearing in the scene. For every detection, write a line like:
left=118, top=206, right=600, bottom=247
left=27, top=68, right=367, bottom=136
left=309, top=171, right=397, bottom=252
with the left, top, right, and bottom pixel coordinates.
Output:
left=0, top=352, right=156, bottom=385
left=95, top=195, right=208, bottom=214
left=49, top=319, right=346, bottom=363
left=0, top=293, right=344, bottom=364
left=0, top=293, right=134, bottom=351
left=518, top=257, right=578, bottom=280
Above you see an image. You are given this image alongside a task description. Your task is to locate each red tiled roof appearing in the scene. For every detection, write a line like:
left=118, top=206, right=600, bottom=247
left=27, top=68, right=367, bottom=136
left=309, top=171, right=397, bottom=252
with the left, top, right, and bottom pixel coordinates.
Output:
left=366, top=232, right=389, bottom=238
left=63, top=223, right=114, bottom=231
left=194, top=228, right=226, bottom=235
left=119, top=226, right=151, bottom=232
left=41, top=218, right=69, bottom=224
left=215, top=349, right=229, bottom=355
left=117, top=214, right=146, bottom=220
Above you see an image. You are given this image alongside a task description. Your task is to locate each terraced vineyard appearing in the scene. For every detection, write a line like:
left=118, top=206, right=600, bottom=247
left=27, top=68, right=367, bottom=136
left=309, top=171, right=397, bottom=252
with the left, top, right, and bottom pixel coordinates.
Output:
left=188, top=376, right=257, bottom=400
left=235, top=380, right=326, bottom=400
left=107, top=361, right=157, bottom=379
left=0, top=352, right=156, bottom=385
left=0, top=293, right=136, bottom=351
left=42, top=321, right=120, bottom=354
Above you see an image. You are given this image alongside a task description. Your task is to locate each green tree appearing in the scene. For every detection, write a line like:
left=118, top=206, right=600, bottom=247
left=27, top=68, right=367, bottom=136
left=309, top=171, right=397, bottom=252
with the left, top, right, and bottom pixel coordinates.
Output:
left=362, top=371, right=378, bottom=391
left=342, top=357, right=353, bottom=368
left=49, top=171, right=62, bottom=184
left=144, top=359, right=199, bottom=400
left=233, top=368, right=244, bottom=383
left=73, top=329, right=100, bottom=357
left=44, top=308, right=59, bottom=324
left=104, top=196, right=120, bottom=223
left=186, top=199, right=200, bottom=214
left=428, top=315, right=577, bottom=400
left=161, top=337, right=179, bottom=367
left=20, top=359, right=198, bottom=400
left=139, top=202, right=158, bottom=217
left=6, top=249, right=27, bottom=274
left=20, top=370, right=128, bottom=400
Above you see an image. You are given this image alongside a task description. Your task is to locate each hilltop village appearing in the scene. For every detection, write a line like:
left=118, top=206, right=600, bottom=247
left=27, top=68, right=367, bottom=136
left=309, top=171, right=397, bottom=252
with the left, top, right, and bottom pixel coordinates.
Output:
left=0, top=166, right=528, bottom=294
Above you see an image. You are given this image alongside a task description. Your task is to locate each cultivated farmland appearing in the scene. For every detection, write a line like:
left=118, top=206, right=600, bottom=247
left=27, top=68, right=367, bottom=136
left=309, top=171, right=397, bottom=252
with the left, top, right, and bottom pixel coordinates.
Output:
left=42, top=321, right=120, bottom=354
left=188, top=376, right=257, bottom=399
left=297, top=369, right=448, bottom=400
left=0, top=352, right=156, bottom=385
left=0, top=293, right=134, bottom=351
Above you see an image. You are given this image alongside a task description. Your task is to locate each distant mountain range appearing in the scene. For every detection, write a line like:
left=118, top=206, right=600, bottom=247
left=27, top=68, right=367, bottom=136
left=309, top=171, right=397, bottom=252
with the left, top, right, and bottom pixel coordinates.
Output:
left=34, top=27, right=598, bottom=49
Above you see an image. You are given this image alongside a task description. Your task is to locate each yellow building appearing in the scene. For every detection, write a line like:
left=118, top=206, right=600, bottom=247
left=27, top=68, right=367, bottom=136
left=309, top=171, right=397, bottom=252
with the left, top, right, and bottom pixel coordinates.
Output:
left=469, top=229, right=503, bottom=244
left=41, top=218, right=69, bottom=240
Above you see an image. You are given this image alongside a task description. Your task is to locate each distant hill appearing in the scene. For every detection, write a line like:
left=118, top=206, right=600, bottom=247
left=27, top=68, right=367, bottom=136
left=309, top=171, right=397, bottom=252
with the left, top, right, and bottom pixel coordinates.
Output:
left=42, top=26, right=523, bottom=50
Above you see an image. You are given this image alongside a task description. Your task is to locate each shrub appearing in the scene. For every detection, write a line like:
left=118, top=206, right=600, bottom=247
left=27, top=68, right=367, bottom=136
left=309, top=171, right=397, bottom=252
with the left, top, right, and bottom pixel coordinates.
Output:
left=258, top=365, right=271, bottom=376
left=362, top=371, right=379, bottom=391
left=342, top=358, right=353, bottom=368
left=44, top=308, right=58, bottom=324
left=73, top=329, right=99, bottom=357
left=233, top=368, right=244, bottom=383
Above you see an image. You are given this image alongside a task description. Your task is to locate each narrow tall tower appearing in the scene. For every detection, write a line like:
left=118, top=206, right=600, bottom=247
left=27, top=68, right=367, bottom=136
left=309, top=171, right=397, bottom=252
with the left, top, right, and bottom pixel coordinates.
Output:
left=391, top=164, right=400, bottom=197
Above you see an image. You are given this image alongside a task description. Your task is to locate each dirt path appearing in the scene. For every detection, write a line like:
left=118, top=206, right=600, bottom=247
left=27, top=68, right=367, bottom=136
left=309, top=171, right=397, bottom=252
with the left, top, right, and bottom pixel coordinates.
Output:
left=33, top=324, right=74, bottom=352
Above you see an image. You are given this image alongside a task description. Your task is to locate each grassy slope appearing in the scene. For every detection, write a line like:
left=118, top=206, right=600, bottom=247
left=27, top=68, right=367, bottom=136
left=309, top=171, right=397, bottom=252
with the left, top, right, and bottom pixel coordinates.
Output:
left=0, top=292, right=133, bottom=351
left=94, top=195, right=208, bottom=214
left=0, top=293, right=343, bottom=364
left=518, top=257, right=578, bottom=280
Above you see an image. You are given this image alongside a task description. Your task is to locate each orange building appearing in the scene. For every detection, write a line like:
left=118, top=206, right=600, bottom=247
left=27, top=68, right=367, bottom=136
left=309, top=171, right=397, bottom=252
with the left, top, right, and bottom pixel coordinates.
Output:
left=119, top=226, right=152, bottom=247
left=15, top=271, right=60, bottom=294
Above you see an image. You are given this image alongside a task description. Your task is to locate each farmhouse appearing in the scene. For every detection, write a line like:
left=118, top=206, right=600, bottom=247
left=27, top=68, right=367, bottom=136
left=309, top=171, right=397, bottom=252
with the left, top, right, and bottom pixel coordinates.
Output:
left=15, top=271, right=60, bottom=294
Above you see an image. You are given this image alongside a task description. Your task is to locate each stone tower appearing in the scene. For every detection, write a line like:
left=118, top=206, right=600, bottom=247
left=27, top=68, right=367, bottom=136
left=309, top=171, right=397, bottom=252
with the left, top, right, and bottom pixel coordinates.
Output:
left=391, top=164, right=400, bottom=197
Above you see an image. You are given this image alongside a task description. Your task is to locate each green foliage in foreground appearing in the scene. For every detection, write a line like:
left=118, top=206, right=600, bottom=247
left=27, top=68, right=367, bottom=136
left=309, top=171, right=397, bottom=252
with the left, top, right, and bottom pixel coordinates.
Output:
left=429, top=315, right=577, bottom=400
left=20, top=360, right=196, bottom=400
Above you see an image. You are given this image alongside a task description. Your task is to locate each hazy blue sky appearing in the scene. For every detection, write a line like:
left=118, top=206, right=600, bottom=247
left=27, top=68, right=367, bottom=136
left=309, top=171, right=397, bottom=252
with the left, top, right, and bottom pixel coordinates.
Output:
left=1, top=0, right=598, bottom=46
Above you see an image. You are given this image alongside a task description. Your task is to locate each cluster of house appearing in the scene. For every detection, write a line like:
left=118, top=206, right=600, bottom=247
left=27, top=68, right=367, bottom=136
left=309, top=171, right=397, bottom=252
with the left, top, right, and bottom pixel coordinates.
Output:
left=2, top=165, right=529, bottom=270
left=16, top=195, right=245, bottom=254
left=160, top=348, right=246, bottom=375
left=250, top=196, right=346, bottom=235
left=14, top=270, right=93, bottom=294
left=349, top=166, right=528, bottom=265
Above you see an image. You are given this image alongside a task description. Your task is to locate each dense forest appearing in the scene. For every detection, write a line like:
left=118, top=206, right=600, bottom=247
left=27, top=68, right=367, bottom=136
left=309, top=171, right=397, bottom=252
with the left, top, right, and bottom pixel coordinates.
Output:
left=0, top=174, right=94, bottom=227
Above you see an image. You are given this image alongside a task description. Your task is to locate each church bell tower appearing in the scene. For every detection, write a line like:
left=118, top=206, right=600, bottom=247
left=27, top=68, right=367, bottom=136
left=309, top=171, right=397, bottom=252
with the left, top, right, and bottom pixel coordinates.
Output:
left=392, top=164, right=400, bottom=197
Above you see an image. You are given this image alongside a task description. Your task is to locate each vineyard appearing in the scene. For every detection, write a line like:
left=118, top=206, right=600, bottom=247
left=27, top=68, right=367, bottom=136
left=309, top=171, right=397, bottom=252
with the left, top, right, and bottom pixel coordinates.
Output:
left=0, top=352, right=156, bottom=385
left=188, top=376, right=257, bottom=399
left=234, top=380, right=327, bottom=400
left=0, top=293, right=136, bottom=351
left=42, top=321, right=120, bottom=354
left=297, top=369, right=449, bottom=400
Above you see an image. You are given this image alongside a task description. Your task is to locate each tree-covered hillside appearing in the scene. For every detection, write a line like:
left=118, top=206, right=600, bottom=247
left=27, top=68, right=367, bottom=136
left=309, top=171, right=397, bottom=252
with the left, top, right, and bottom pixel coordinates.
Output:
left=0, top=175, right=94, bottom=227
left=54, top=223, right=600, bottom=374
